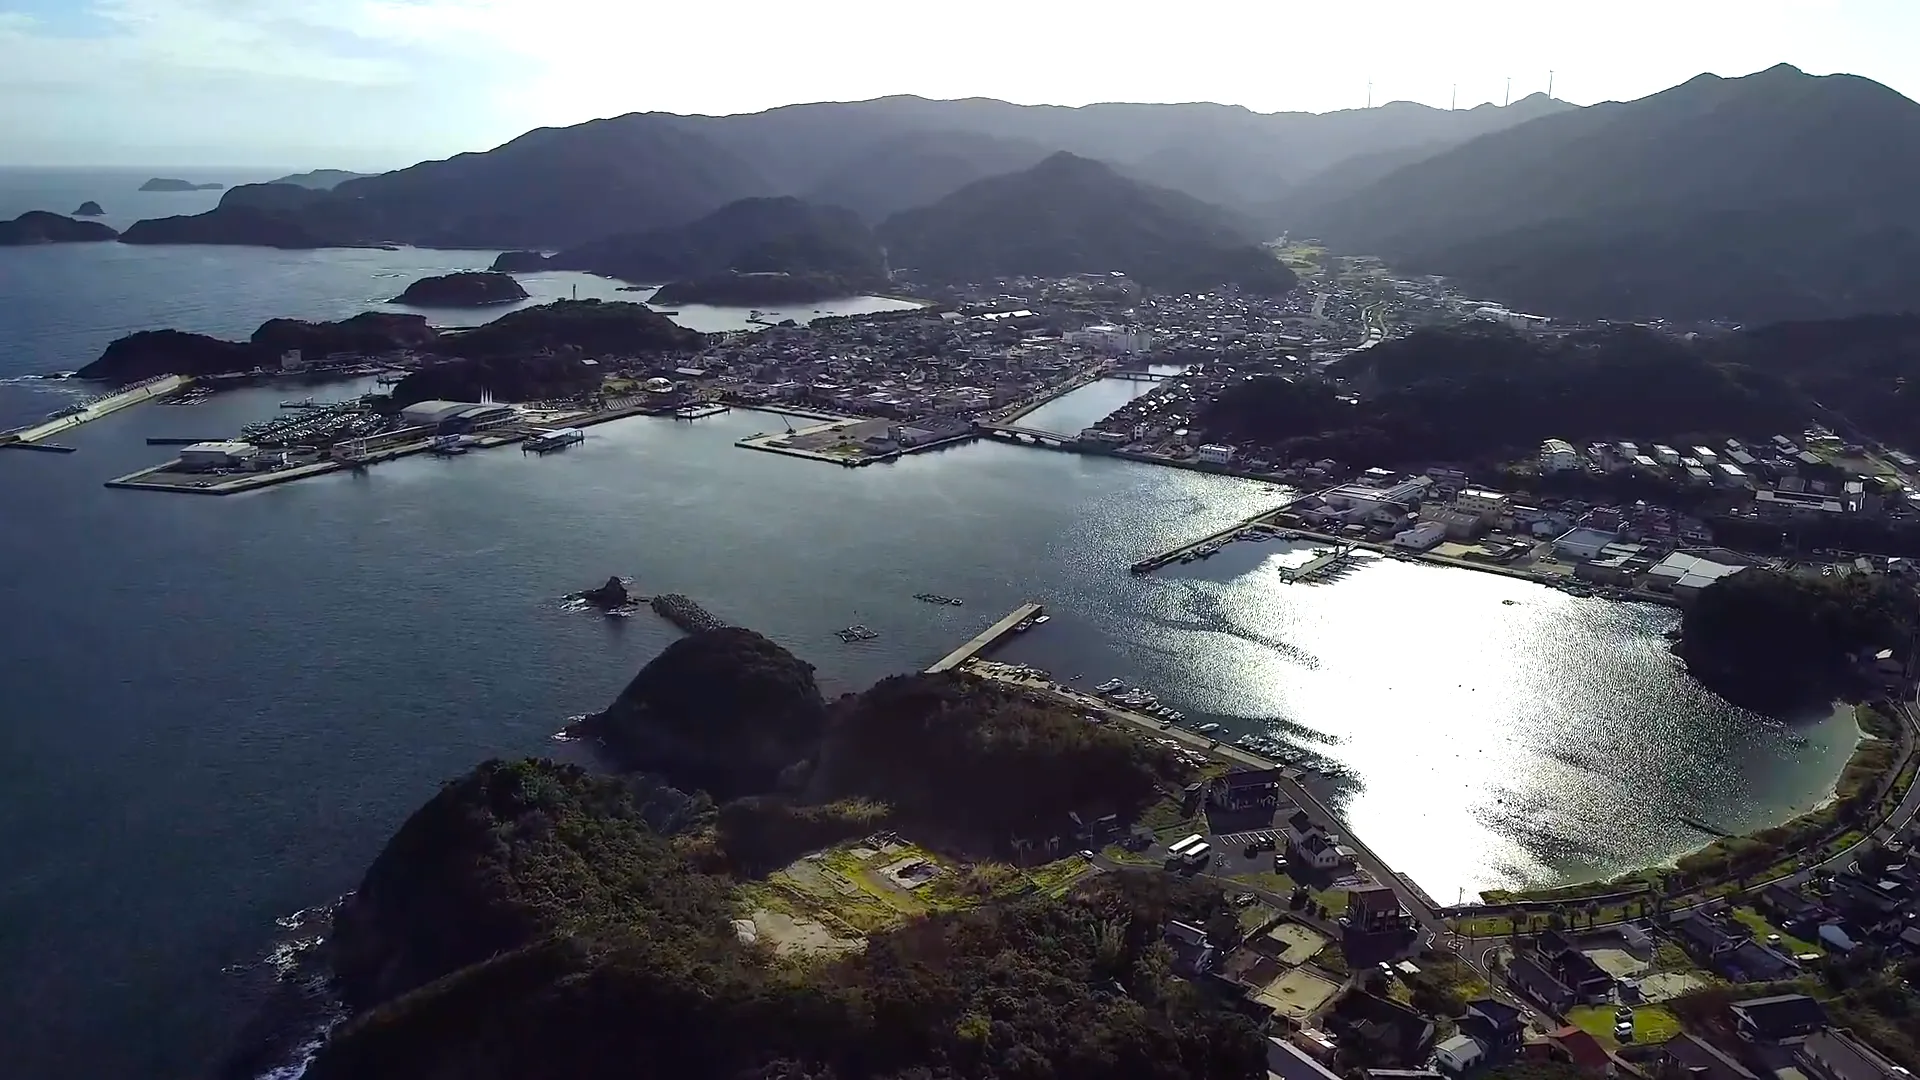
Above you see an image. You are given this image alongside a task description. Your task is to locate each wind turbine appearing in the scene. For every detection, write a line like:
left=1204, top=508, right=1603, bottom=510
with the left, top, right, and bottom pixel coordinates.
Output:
left=1548, top=70, right=1556, bottom=99
left=1366, top=79, right=1373, bottom=109
left=1504, top=76, right=1511, bottom=107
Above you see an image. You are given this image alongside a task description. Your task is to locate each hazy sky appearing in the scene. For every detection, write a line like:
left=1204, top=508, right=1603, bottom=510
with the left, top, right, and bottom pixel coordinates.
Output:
left=3, top=0, right=1918, bottom=168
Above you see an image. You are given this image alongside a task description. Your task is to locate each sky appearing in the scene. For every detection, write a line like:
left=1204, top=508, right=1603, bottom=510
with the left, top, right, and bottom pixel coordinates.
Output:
left=3, top=0, right=1919, bottom=168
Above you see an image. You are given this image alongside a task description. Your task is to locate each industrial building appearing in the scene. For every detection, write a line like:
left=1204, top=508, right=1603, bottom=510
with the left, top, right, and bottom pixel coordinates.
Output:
left=1454, top=488, right=1511, bottom=521
left=1645, top=550, right=1751, bottom=600
left=1196, top=443, right=1237, bottom=465
left=177, top=441, right=259, bottom=471
left=398, top=400, right=518, bottom=433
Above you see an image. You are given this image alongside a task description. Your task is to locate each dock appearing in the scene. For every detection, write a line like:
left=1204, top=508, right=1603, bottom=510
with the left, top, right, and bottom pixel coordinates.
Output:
left=1277, top=545, right=1353, bottom=583
left=925, top=602, right=1043, bottom=673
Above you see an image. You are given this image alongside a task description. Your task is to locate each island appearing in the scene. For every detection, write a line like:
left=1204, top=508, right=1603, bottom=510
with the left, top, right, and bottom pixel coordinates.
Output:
left=76, top=299, right=700, bottom=386
left=138, top=177, right=224, bottom=192
left=72, top=201, right=105, bottom=217
left=0, top=211, right=120, bottom=245
left=306, top=625, right=1231, bottom=1080
left=649, top=270, right=862, bottom=307
left=390, top=271, right=529, bottom=307
left=489, top=250, right=553, bottom=272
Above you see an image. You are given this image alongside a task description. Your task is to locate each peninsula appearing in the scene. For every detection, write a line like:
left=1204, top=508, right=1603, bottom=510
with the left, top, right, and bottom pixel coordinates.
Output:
left=0, top=211, right=119, bottom=245
left=139, top=177, right=223, bottom=192
left=649, top=270, right=862, bottom=307
left=390, top=271, right=529, bottom=307
left=309, top=626, right=1220, bottom=1080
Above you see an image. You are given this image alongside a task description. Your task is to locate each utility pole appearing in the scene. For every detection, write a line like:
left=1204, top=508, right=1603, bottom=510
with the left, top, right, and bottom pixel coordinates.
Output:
left=1504, top=76, right=1511, bottom=107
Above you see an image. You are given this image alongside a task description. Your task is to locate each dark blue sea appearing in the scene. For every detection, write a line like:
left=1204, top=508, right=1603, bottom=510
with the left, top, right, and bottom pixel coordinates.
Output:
left=0, top=169, right=1863, bottom=1080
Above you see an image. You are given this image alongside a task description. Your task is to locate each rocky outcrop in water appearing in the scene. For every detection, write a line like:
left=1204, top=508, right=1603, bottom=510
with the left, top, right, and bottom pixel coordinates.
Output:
left=572, top=576, right=636, bottom=611
left=72, top=201, right=105, bottom=217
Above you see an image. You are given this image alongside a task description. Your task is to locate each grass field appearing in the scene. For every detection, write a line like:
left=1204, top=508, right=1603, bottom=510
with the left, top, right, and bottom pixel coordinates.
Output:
left=1568, top=1003, right=1681, bottom=1048
left=1731, top=906, right=1824, bottom=956
left=740, top=837, right=1095, bottom=950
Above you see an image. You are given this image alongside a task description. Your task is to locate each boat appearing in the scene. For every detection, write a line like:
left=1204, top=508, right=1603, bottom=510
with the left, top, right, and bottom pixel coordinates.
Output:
left=524, top=427, right=585, bottom=452
left=1013, top=619, right=1035, bottom=632
left=1094, top=679, right=1124, bottom=693
left=280, top=398, right=318, bottom=409
left=1196, top=722, right=1221, bottom=734
left=1032, top=614, right=1051, bottom=625
left=835, top=624, right=880, bottom=642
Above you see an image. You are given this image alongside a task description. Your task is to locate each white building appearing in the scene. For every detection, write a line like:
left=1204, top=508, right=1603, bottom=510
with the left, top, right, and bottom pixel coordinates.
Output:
left=1196, top=443, right=1236, bottom=465
left=178, top=441, right=258, bottom=471
left=1393, top=523, right=1446, bottom=551
left=1645, top=550, right=1750, bottom=600
left=1435, top=1034, right=1486, bottom=1074
left=1539, top=438, right=1578, bottom=473
left=1064, top=324, right=1152, bottom=354
left=1321, top=477, right=1433, bottom=523
left=1455, top=488, right=1511, bottom=520
left=1553, top=526, right=1619, bottom=562
left=1652, top=444, right=1681, bottom=465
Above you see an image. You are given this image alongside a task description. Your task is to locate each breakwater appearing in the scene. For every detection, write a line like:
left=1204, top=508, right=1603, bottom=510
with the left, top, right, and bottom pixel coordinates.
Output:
left=649, top=593, right=728, bottom=634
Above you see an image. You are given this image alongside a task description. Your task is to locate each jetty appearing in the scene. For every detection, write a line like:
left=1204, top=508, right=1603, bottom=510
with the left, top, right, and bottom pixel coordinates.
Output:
left=1, top=373, right=187, bottom=448
left=650, top=594, right=728, bottom=635
left=925, top=602, right=1043, bottom=674
left=1277, top=545, right=1354, bottom=583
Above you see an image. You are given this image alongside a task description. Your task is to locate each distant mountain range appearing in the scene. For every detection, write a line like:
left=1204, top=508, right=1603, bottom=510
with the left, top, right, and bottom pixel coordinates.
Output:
left=880, top=152, right=1296, bottom=293
left=35, top=69, right=1920, bottom=318
left=101, top=92, right=1560, bottom=274
left=1284, top=65, right=1920, bottom=322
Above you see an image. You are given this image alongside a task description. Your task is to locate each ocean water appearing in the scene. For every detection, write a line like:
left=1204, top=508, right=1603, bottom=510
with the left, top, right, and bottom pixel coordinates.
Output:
left=0, top=171, right=1862, bottom=1080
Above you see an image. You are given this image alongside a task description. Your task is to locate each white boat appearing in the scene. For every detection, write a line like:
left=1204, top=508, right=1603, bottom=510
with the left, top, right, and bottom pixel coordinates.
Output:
left=1032, top=614, right=1051, bottom=625
left=1196, top=722, right=1221, bottom=734
left=524, top=427, right=585, bottom=452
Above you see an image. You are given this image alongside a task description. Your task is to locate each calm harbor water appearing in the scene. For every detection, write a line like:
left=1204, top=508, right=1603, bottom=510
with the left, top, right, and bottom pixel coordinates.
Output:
left=0, top=173, right=1861, bottom=1080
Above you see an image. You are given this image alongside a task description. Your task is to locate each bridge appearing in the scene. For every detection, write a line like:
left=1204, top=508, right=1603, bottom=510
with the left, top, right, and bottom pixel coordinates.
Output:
left=1109, top=369, right=1178, bottom=383
left=972, top=421, right=1077, bottom=446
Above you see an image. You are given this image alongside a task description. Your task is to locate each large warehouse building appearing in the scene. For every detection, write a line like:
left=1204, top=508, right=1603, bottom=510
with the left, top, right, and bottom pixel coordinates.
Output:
left=398, top=400, right=517, bottom=432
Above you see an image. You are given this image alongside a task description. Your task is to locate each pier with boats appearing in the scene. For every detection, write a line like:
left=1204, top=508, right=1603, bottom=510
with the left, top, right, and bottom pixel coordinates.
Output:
left=924, top=601, right=1044, bottom=673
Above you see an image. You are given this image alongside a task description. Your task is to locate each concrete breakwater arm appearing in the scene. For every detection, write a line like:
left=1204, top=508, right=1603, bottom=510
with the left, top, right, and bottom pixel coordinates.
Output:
left=649, top=594, right=730, bottom=635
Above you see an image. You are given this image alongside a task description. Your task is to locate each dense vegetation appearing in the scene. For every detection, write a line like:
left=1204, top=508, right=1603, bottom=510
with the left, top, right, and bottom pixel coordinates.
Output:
left=78, top=312, right=435, bottom=383
left=391, top=271, right=529, bottom=307
left=1679, top=569, right=1918, bottom=711
left=1200, top=316, right=1920, bottom=466
left=1201, top=324, right=1798, bottom=464
left=551, top=196, right=886, bottom=285
left=315, top=832, right=1263, bottom=1080
left=0, top=211, right=118, bottom=245
left=585, top=628, right=831, bottom=800
left=801, top=130, right=1053, bottom=222
left=809, top=673, right=1185, bottom=843
left=439, top=299, right=703, bottom=359
left=328, top=760, right=718, bottom=1009
left=878, top=152, right=1297, bottom=294
left=119, top=204, right=339, bottom=248
left=1294, top=65, right=1920, bottom=322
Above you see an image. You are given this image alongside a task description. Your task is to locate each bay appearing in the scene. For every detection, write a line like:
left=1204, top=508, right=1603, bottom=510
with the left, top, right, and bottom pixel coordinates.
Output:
left=0, top=168, right=1859, bottom=1080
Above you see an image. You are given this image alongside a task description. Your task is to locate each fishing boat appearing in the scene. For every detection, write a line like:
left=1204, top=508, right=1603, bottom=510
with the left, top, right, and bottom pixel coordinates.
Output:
left=1196, top=722, right=1221, bottom=734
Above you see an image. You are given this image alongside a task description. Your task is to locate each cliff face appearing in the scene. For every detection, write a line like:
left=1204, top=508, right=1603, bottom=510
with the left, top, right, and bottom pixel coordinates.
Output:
left=392, top=271, right=530, bottom=307
left=587, top=627, right=829, bottom=799
left=0, top=211, right=119, bottom=245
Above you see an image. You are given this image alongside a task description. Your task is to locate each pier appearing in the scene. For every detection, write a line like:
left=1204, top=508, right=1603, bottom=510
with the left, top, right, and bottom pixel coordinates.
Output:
left=1128, top=487, right=1335, bottom=574
left=925, top=602, right=1043, bottom=673
left=1276, top=545, right=1353, bottom=583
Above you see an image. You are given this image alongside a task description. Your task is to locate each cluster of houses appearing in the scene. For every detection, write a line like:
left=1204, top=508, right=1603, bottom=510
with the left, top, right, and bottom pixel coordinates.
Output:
left=1540, top=433, right=1906, bottom=523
